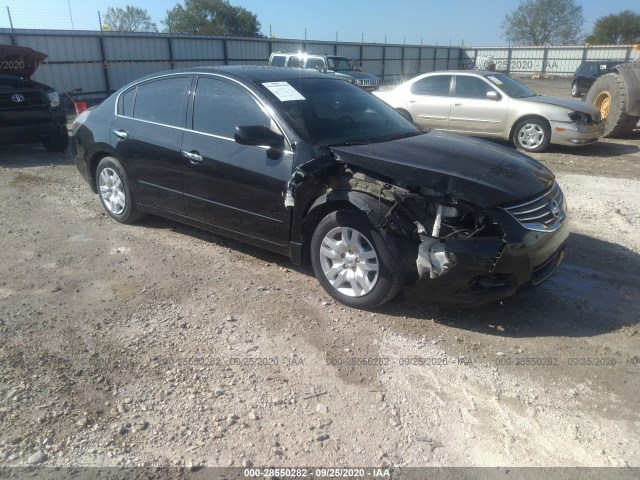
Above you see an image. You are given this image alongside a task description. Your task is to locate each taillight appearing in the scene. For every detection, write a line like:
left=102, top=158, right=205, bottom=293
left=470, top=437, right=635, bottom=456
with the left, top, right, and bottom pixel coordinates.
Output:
left=71, top=110, right=91, bottom=135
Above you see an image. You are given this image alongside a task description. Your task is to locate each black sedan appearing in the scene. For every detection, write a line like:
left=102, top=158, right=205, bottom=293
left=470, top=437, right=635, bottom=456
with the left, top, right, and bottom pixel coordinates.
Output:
left=71, top=66, right=569, bottom=308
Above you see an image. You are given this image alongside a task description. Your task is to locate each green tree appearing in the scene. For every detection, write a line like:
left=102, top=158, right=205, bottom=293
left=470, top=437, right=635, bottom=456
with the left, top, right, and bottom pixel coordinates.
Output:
left=163, top=0, right=262, bottom=37
left=586, top=10, right=640, bottom=45
left=502, top=0, right=585, bottom=45
left=103, top=6, right=158, bottom=32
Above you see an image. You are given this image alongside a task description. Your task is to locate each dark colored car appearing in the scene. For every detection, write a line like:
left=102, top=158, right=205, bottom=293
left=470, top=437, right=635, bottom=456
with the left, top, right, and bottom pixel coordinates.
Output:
left=71, top=66, right=569, bottom=309
left=0, top=45, right=68, bottom=151
left=571, top=60, right=620, bottom=97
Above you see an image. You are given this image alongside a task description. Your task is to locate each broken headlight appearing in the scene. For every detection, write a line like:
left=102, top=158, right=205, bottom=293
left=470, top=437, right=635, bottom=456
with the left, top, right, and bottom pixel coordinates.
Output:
left=568, top=111, right=593, bottom=126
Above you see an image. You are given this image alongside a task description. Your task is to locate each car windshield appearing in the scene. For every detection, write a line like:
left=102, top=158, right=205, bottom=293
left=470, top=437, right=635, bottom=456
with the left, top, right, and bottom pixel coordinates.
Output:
left=259, top=78, right=421, bottom=147
left=327, top=57, right=355, bottom=71
left=485, top=74, right=537, bottom=98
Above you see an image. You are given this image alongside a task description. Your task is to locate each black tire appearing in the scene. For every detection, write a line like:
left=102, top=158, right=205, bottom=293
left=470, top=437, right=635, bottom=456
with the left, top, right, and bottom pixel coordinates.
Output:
left=512, top=117, right=551, bottom=153
left=396, top=108, right=413, bottom=123
left=95, top=156, right=144, bottom=224
left=310, top=208, right=402, bottom=309
left=586, top=72, right=639, bottom=138
left=570, top=81, right=579, bottom=97
left=43, top=126, right=69, bottom=152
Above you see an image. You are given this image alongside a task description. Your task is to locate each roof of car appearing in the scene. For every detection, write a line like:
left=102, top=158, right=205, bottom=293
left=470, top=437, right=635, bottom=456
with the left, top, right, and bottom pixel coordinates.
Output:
left=156, top=65, right=331, bottom=83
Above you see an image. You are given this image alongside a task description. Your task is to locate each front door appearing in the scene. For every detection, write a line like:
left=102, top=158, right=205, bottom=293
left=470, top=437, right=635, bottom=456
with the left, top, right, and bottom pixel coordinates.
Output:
left=180, top=76, right=293, bottom=247
left=449, top=75, right=509, bottom=136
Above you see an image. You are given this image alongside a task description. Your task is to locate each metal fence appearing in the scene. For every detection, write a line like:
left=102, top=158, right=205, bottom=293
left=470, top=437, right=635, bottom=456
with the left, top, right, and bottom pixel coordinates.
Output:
left=1, top=28, right=637, bottom=101
left=0, top=28, right=460, bottom=100
left=462, top=45, right=637, bottom=76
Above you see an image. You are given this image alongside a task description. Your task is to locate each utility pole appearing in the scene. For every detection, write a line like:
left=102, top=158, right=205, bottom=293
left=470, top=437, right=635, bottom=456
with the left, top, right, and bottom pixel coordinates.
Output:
left=7, top=7, right=17, bottom=45
left=67, top=0, right=75, bottom=29
left=98, top=10, right=103, bottom=31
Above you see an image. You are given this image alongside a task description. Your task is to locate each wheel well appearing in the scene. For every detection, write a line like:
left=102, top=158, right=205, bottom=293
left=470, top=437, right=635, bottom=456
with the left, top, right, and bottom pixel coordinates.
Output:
left=301, top=200, right=352, bottom=266
left=510, top=115, right=550, bottom=141
left=88, top=152, right=114, bottom=192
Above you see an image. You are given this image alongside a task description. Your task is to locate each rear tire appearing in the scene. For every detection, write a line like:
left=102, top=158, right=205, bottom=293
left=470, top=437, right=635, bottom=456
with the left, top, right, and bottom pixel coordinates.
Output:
left=43, top=126, right=69, bottom=152
left=310, top=208, right=402, bottom=309
left=95, top=156, right=144, bottom=224
left=586, top=72, right=639, bottom=138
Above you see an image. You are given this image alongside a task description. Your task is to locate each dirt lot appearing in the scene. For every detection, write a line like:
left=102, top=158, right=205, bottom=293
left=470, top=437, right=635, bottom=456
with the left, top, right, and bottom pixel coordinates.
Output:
left=1, top=78, right=639, bottom=471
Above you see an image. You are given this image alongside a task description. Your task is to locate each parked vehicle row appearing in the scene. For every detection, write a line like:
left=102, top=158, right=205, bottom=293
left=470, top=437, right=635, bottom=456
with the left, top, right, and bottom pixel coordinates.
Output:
left=71, top=66, right=569, bottom=309
left=268, top=52, right=379, bottom=91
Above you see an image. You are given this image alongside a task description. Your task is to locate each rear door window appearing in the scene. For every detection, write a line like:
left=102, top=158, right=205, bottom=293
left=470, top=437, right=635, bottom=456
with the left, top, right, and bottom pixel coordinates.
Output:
left=410, top=75, right=452, bottom=96
left=133, top=76, right=190, bottom=127
left=270, top=55, right=286, bottom=67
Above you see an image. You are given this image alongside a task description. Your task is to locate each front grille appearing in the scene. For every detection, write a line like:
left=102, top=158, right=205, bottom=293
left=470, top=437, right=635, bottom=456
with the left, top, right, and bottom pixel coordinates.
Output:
left=0, top=91, right=48, bottom=109
left=356, top=79, right=379, bottom=87
left=502, top=182, right=566, bottom=231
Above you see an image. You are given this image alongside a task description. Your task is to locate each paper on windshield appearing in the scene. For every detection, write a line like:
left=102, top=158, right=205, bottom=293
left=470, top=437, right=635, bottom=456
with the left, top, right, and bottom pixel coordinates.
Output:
left=262, top=82, right=305, bottom=101
left=487, top=75, right=503, bottom=85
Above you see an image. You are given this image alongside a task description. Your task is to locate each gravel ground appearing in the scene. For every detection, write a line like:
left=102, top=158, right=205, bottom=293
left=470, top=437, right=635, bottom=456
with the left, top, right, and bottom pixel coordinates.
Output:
left=1, top=80, right=639, bottom=470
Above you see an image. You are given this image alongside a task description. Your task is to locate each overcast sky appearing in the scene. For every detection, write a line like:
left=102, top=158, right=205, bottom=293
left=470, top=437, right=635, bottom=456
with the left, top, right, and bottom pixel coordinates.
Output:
left=1, top=0, right=638, bottom=46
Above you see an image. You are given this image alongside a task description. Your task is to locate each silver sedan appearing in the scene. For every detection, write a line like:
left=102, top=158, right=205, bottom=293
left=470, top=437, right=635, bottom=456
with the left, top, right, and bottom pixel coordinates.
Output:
left=374, top=71, right=604, bottom=152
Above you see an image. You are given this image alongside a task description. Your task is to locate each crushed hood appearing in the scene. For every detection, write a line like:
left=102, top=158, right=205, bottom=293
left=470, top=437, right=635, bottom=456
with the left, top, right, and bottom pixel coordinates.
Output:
left=0, top=44, right=47, bottom=78
left=330, top=130, right=554, bottom=208
left=525, top=95, right=600, bottom=117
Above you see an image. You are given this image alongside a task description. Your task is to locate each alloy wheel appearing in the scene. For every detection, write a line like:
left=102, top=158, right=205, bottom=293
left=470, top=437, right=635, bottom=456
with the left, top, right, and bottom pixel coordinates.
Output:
left=98, top=167, right=126, bottom=215
left=318, top=226, right=379, bottom=297
left=517, top=123, right=545, bottom=149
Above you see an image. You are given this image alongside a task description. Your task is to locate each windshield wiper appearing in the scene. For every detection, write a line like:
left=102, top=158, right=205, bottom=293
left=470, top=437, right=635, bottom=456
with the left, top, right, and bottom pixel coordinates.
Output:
left=321, top=140, right=370, bottom=147
left=378, top=131, right=423, bottom=142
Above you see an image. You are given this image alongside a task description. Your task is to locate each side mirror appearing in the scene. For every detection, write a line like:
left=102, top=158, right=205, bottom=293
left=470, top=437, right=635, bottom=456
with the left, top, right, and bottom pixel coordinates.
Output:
left=486, top=91, right=500, bottom=100
left=235, top=125, right=284, bottom=148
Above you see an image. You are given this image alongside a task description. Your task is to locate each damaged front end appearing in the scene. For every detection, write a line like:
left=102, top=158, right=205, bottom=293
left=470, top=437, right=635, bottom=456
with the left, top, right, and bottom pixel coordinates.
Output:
left=284, top=151, right=562, bottom=307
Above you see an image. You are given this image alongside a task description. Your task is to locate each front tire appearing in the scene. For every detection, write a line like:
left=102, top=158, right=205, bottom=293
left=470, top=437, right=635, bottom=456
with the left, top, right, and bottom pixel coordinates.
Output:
left=96, top=156, right=144, bottom=224
left=570, top=82, right=579, bottom=97
left=310, top=208, right=402, bottom=309
left=586, top=72, right=639, bottom=138
left=512, top=117, right=551, bottom=153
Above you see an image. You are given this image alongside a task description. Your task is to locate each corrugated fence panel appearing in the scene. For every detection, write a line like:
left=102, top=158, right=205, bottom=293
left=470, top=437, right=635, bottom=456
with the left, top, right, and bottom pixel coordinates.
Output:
left=31, top=63, right=105, bottom=93
left=271, top=41, right=303, bottom=53
left=173, top=60, right=225, bottom=69
left=336, top=44, right=360, bottom=58
left=586, top=47, right=629, bottom=60
left=109, top=61, right=172, bottom=90
left=172, top=38, right=225, bottom=60
left=105, top=36, right=169, bottom=61
left=17, top=34, right=102, bottom=62
left=362, top=46, right=383, bottom=60
left=227, top=40, right=270, bottom=60
left=305, top=43, right=333, bottom=55
left=0, top=34, right=12, bottom=44
left=361, top=60, right=382, bottom=76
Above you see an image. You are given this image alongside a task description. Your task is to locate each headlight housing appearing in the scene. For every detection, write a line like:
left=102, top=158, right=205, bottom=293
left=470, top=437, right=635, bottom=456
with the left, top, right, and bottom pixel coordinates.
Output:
left=47, top=91, right=60, bottom=107
left=568, top=111, right=592, bottom=126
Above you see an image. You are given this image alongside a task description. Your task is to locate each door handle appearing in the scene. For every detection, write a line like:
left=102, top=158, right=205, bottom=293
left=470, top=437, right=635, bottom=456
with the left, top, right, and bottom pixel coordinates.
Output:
left=409, top=100, right=417, bottom=103
left=182, top=150, right=203, bottom=164
left=112, top=129, right=129, bottom=139
left=454, top=103, right=463, bottom=106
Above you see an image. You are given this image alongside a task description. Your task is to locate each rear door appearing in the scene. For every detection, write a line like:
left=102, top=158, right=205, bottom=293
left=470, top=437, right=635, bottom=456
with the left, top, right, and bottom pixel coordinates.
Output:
left=449, top=74, right=508, bottom=136
left=111, top=75, right=191, bottom=213
left=180, top=75, right=293, bottom=246
left=405, top=74, right=452, bottom=130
